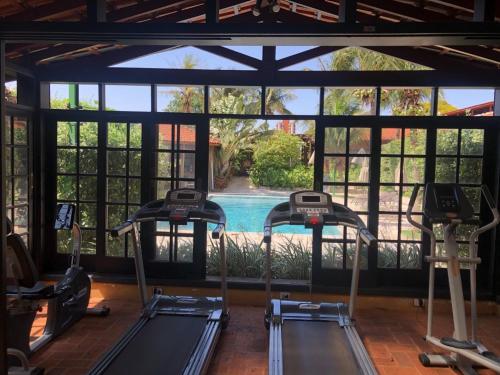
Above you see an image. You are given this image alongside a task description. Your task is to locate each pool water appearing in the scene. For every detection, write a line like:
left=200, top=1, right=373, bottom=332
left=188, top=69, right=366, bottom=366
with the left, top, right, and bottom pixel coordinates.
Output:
left=208, top=194, right=339, bottom=235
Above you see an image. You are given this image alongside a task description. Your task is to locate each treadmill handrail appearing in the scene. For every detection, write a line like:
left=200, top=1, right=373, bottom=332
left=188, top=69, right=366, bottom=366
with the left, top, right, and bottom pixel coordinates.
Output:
left=111, top=199, right=226, bottom=238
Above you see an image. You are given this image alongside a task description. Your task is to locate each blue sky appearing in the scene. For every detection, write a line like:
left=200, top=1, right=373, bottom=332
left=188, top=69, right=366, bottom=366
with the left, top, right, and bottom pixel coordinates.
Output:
left=47, top=46, right=495, bottom=116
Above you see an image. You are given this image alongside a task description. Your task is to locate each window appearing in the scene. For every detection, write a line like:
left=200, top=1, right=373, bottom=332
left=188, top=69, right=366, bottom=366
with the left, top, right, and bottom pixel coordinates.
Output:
left=49, top=83, right=99, bottom=110
left=438, top=88, right=494, bottom=116
left=5, top=116, right=30, bottom=246
left=265, top=87, right=320, bottom=115
left=381, top=88, right=432, bottom=116
left=105, top=122, right=142, bottom=257
left=323, top=88, right=376, bottom=115
left=56, top=121, right=99, bottom=254
left=156, top=85, right=204, bottom=113
left=322, top=127, right=371, bottom=270
left=435, top=128, right=484, bottom=266
left=104, top=84, right=151, bottom=112
left=155, top=124, right=197, bottom=262
left=209, top=86, right=261, bottom=115
left=5, top=80, right=17, bottom=104
left=378, top=128, right=427, bottom=269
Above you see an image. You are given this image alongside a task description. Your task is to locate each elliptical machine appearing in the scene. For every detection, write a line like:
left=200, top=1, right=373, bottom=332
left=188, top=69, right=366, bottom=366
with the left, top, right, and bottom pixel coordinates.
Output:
left=407, top=183, right=500, bottom=374
left=7, top=204, right=110, bottom=358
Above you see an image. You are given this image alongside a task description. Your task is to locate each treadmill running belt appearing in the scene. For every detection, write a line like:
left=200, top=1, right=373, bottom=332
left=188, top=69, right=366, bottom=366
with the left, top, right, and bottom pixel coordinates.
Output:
left=282, top=320, right=362, bottom=375
left=103, top=315, right=207, bottom=375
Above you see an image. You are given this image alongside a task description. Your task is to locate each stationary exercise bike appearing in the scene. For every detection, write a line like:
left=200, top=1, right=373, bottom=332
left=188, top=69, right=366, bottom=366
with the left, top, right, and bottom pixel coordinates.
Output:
left=407, top=183, right=500, bottom=374
left=6, top=204, right=110, bottom=359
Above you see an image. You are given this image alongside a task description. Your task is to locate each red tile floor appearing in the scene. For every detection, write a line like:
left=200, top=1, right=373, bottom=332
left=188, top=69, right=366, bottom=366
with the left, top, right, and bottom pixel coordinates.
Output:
left=27, top=296, right=500, bottom=375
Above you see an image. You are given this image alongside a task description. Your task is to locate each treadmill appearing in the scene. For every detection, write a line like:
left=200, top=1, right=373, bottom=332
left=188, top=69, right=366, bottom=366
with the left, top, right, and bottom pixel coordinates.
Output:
left=89, top=189, right=228, bottom=375
left=264, top=190, right=378, bottom=375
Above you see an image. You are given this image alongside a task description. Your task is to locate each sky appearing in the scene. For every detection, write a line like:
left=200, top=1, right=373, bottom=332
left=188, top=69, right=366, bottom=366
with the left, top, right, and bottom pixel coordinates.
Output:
left=45, top=46, right=495, bottom=118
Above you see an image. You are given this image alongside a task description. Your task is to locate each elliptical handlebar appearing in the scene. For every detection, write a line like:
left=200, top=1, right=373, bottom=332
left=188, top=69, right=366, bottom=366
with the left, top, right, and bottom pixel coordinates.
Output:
left=406, top=184, right=436, bottom=256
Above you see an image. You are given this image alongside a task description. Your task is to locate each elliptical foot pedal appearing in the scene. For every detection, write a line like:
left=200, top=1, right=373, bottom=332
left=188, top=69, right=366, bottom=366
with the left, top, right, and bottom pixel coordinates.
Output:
left=419, top=353, right=453, bottom=367
left=440, top=337, right=477, bottom=350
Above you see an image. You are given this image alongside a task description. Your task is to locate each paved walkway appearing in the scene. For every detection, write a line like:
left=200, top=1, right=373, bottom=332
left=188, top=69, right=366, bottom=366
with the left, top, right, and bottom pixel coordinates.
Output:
left=217, top=176, right=294, bottom=196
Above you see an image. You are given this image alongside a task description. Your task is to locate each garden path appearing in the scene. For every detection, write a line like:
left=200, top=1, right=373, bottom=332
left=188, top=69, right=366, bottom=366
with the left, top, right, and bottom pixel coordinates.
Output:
left=221, top=176, right=294, bottom=196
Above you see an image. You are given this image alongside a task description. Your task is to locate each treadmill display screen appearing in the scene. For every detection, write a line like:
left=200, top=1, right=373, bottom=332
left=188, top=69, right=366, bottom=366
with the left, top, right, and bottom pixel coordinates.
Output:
left=178, top=193, right=196, bottom=200
left=302, top=196, right=321, bottom=203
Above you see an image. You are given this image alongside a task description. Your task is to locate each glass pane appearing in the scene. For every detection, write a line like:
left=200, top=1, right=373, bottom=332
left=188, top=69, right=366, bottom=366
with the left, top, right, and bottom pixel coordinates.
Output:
left=176, top=237, right=193, bottom=263
left=380, top=157, right=400, bottom=183
left=106, top=233, right=125, bottom=257
left=57, top=176, right=76, bottom=200
left=157, top=85, right=204, bottom=113
left=81, top=230, right=97, bottom=254
left=324, top=128, right=346, bottom=154
left=349, top=128, right=371, bottom=154
left=378, top=242, right=398, bottom=268
left=107, top=123, right=127, bottom=148
left=128, top=178, right=141, bottom=204
left=463, top=187, right=481, bottom=213
left=6, top=179, right=13, bottom=206
left=157, top=152, right=172, bottom=178
left=178, top=125, right=196, bottom=151
left=400, top=215, right=422, bottom=241
left=13, top=148, right=28, bottom=175
left=13, top=118, right=27, bottom=145
left=129, top=123, right=142, bottom=148
left=105, top=85, right=151, bottom=112
left=80, top=122, right=98, bottom=147
left=13, top=177, right=28, bottom=204
left=156, top=235, right=170, bottom=260
left=129, top=151, right=141, bottom=176
left=57, top=231, right=72, bottom=254
left=107, top=178, right=127, bottom=202
left=79, top=84, right=99, bottom=110
left=400, top=243, right=421, bottom=269
left=5, top=148, right=11, bottom=176
left=379, top=186, right=399, bottom=212
left=176, top=153, right=195, bottom=179
left=5, top=81, right=17, bottom=104
left=381, top=88, right=432, bottom=116
left=323, top=185, right=345, bottom=205
left=209, top=86, right=261, bottom=115
left=323, top=88, right=376, bottom=115
left=57, top=122, right=77, bottom=146
left=13, top=207, right=28, bottom=232
left=461, top=129, right=484, bottom=156
left=57, top=149, right=77, bottom=173
left=50, top=83, right=75, bottom=109
left=435, top=157, right=457, bottom=183
left=80, top=203, right=97, bottom=228
left=107, top=151, right=127, bottom=175
left=157, top=180, right=170, bottom=199
left=378, top=214, right=399, bottom=240
left=324, top=157, right=345, bottom=183
left=321, top=242, right=343, bottom=269
left=348, top=156, right=369, bottom=183
left=403, top=158, right=425, bottom=183
left=436, top=129, right=458, bottom=155
left=80, top=149, right=98, bottom=174
left=438, top=88, right=494, bottom=116
left=79, top=176, right=97, bottom=201
left=459, top=158, right=482, bottom=184
left=347, top=186, right=369, bottom=212
left=381, top=128, right=401, bottom=154
left=402, top=186, right=423, bottom=213
left=158, top=124, right=173, bottom=149
left=346, top=242, right=368, bottom=270
left=265, top=87, right=319, bottom=115
left=404, top=129, right=426, bottom=155
left=107, top=205, right=127, bottom=229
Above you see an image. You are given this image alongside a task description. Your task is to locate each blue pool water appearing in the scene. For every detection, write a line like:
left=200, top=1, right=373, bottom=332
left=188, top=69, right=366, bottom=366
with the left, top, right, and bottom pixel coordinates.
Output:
left=208, top=194, right=339, bottom=235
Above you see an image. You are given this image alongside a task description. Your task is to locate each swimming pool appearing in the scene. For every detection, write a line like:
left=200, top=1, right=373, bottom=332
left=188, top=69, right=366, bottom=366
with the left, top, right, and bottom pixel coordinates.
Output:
left=208, top=194, right=339, bottom=235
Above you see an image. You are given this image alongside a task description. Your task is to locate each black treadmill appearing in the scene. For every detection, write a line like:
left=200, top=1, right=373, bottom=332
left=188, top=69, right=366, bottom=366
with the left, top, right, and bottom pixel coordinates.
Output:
left=264, top=190, right=378, bottom=375
left=88, top=189, right=228, bottom=375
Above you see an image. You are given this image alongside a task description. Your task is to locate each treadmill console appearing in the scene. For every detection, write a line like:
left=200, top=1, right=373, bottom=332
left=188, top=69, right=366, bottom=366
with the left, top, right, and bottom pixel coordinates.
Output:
left=54, top=203, right=76, bottom=230
left=424, top=183, right=474, bottom=223
left=163, top=189, right=207, bottom=224
left=289, top=191, right=334, bottom=227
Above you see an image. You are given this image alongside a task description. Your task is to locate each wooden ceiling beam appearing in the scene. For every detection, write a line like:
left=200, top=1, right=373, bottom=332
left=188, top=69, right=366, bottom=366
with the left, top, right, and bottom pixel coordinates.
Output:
left=2, top=0, right=86, bottom=22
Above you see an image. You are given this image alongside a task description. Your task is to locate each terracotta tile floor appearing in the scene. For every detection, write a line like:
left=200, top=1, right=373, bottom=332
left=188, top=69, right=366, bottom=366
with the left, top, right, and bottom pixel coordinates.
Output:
left=27, top=298, right=500, bottom=375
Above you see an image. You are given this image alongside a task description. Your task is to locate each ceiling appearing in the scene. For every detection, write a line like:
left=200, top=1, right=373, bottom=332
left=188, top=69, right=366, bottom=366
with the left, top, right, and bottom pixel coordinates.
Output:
left=1, top=0, right=500, bottom=70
